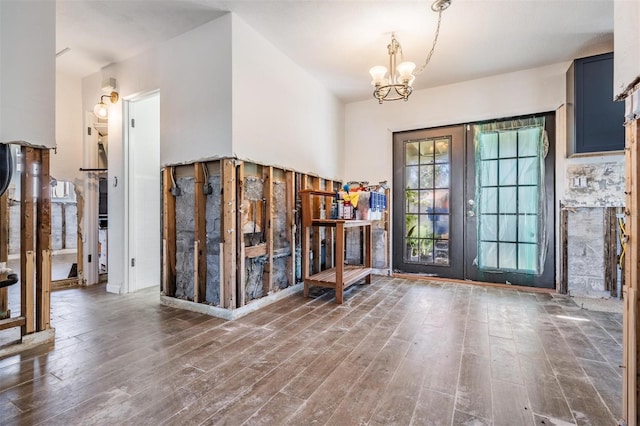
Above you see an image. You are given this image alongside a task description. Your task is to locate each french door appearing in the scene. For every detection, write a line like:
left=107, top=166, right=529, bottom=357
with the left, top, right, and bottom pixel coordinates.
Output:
left=393, top=113, right=555, bottom=288
left=392, top=125, right=465, bottom=279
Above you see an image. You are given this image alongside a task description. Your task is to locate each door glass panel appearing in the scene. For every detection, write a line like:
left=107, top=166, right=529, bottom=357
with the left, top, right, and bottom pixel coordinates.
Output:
left=498, top=159, right=517, bottom=185
left=498, top=215, right=517, bottom=242
left=406, top=166, right=419, bottom=189
left=420, top=165, right=434, bottom=188
left=406, top=142, right=420, bottom=165
left=435, top=164, right=450, bottom=187
left=420, top=140, right=435, bottom=164
left=403, top=136, right=451, bottom=265
left=474, top=120, right=546, bottom=275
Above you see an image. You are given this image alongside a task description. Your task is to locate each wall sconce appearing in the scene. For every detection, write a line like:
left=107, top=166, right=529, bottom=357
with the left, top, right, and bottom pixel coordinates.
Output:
left=93, top=91, right=119, bottom=119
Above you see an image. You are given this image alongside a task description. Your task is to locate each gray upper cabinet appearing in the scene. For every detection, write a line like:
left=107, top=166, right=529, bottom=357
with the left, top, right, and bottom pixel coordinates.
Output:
left=567, top=52, right=625, bottom=154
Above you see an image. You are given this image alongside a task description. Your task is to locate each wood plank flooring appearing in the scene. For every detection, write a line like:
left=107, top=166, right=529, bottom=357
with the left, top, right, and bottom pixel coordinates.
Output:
left=0, top=276, right=623, bottom=425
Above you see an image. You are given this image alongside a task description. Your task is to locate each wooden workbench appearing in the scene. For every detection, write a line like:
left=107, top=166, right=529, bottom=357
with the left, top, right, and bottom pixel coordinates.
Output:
left=300, top=190, right=372, bottom=304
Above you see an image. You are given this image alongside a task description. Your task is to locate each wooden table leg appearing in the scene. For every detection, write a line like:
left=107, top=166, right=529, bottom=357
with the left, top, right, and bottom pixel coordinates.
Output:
left=365, top=223, right=372, bottom=284
left=303, top=226, right=310, bottom=298
left=336, top=222, right=344, bottom=304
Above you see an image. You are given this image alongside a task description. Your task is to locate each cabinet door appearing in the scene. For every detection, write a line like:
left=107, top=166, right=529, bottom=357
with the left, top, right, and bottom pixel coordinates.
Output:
left=575, top=52, right=625, bottom=153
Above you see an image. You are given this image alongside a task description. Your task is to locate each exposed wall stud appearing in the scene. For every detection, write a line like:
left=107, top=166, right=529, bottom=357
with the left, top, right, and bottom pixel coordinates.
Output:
left=36, top=149, right=51, bottom=330
left=20, top=147, right=36, bottom=335
left=236, top=161, right=246, bottom=307
left=194, top=162, right=207, bottom=302
left=222, top=159, right=237, bottom=309
left=162, top=167, right=177, bottom=296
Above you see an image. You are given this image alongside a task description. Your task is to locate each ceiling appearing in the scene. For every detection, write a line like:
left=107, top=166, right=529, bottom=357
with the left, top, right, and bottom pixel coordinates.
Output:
left=56, top=0, right=615, bottom=103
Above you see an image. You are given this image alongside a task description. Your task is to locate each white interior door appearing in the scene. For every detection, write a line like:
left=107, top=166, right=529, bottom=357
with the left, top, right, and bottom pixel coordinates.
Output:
left=128, top=93, right=160, bottom=291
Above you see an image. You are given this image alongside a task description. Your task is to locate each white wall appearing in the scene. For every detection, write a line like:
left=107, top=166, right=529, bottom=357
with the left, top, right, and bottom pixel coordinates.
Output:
left=614, top=0, right=640, bottom=98
left=231, top=15, right=344, bottom=180
left=0, top=0, right=55, bottom=148
left=53, top=71, right=83, bottom=182
left=160, top=14, right=233, bottom=165
left=82, top=14, right=233, bottom=293
left=344, top=62, right=568, bottom=183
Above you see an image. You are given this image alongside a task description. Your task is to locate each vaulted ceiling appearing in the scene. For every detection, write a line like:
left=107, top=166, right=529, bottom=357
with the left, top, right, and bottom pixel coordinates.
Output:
left=56, top=0, right=614, bottom=102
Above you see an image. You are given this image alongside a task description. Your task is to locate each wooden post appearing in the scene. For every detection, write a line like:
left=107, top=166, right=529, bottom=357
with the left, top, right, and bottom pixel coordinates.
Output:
left=222, top=159, right=237, bottom=309
left=36, top=149, right=51, bottom=331
left=604, top=207, right=618, bottom=297
left=312, top=177, right=322, bottom=274
left=263, top=166, right=274, bottom=295
left=0, top=191, right=9, bottom=319
left=295, top=173, right=302, bottom=283
left=194, top=163, right=207, bottom=303
left=193, top=240, right=200, bottom=302
left=335, top=222, right=344, bottom=304
left=162, top=167, right=177, bottom=297
left=236, top=162, right=245, bottom=307
left=285, top=171, right=296, bottom=286
left=325, top=180, right=334, bottom=269
left=559, top=207, right=569, bottom=295
left=623, top=119, right=640, bottom=425
left=21, top=147, right=36, bottom=335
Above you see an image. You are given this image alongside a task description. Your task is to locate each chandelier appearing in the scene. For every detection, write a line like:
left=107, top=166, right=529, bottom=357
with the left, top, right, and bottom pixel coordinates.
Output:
left=369, top=0, right=452, bottom=104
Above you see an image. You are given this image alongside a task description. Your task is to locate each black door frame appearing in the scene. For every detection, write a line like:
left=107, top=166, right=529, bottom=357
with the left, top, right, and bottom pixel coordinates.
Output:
left=392, top=112, right=556, bottom=288
left=464, top=112, right=556, bottom=288
left=392, top=125, right=465, bottom=279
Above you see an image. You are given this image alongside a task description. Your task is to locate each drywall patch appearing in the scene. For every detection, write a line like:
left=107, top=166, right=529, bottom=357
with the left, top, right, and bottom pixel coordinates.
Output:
left=65, top=204, right=78, bottom=249
left=175, top=177, right=195, bottom=300
left=246, top=257, right=265, bottom=301
left=51, top=203, right=63, bottom=250
left=273, top=181, right=288, bottom=250
left=273, top=257, right=289, bottom=289
left=564, top=160, right=625, bottom=207
left=567, top=207, right=608, bottom=297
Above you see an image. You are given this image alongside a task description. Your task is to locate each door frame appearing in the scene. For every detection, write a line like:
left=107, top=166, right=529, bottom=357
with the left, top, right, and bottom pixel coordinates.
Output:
left=123, top=90, right=161, bottom=293
left=392, top=124, right=465, bottom=279
left=392, top=112, right=556, bottom=288
left=464, top=112, right=556, bottom=288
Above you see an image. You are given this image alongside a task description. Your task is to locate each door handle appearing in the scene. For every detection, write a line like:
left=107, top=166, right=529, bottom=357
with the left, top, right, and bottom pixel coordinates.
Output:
left=467, top=210, right=475, bottom=217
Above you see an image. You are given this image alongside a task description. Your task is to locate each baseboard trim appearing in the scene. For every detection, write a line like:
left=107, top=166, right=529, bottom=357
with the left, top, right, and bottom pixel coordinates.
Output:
left=106, top=283, right=121, bottom=294
left=0, top=328, right=56, bottom=359
left=160, top=283, right=304, bottom=320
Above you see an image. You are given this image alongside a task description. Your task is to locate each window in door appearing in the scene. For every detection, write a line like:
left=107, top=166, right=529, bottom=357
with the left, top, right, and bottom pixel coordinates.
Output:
left=474, top=118, right=547, bottom=275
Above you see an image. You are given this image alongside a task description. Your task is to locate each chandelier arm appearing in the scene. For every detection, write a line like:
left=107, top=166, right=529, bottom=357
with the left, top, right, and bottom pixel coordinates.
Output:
left=414, top=7, right=444, bottom=75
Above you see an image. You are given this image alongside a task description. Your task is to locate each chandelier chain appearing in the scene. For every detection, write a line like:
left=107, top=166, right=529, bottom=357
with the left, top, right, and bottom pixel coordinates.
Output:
left=415, top=7, right=444, bottom=75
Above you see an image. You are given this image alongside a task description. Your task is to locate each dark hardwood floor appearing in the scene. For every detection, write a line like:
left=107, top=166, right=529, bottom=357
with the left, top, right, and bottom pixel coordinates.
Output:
left=0, top=276, right=622, bottom=425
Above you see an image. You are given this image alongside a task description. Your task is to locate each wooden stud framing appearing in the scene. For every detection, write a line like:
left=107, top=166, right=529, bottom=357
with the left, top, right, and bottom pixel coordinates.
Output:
left=623, top=119, right=640, bottom=425
left=604, top=207, right=618, bottom=297
left=162, top=167, right=177, bottom=297
left=295, top=173, right=302, bottom=283
left=311, top=177, right=322, bottom=274
left=236, top=161, right=246, bottom=308
left=263, top=166, right=274, bottom=295
left=559, top=207, right=569, bottom=295
left=36, top=149, right=51, bottom=331
left=222, top=159, right=237, bottom=309
left=20, top=147, right=36, bottom=335
left=194, top=163, right=207, bottom=303
left=285, top=171, right=295, bottom=286
left=0, top=192, right=9, bottom=319
left=193, top=240, right=200, bottom=302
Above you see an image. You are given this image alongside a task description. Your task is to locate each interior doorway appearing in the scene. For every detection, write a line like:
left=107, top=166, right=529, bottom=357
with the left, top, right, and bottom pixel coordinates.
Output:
left=125, top=92, right=160, bottom=292
left=393, top=112, right=556, bottom=288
